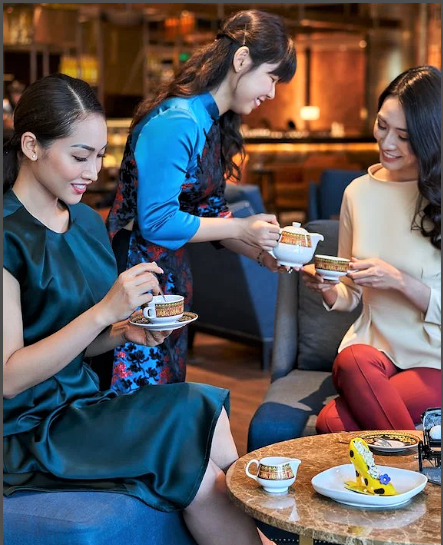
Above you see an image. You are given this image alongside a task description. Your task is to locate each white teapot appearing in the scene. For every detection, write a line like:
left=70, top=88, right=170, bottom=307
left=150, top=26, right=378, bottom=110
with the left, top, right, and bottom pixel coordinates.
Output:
left=270, top=222, right=324, bottom=268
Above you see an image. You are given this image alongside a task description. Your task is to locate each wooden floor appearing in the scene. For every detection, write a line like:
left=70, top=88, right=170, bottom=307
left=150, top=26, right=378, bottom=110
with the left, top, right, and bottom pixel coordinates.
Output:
left=187, top=332, right=271, bottom=457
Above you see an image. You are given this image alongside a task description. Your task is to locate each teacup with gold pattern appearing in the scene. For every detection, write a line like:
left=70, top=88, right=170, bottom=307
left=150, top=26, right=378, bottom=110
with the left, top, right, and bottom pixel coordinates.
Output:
left=142, top=294, right=184, bottom=323
left=314, top=254, right=350, bottom=282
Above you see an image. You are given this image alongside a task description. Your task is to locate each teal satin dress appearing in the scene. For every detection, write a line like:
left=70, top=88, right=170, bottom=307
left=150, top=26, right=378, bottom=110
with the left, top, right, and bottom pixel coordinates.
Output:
left=3, top=189, right=229, bottom=511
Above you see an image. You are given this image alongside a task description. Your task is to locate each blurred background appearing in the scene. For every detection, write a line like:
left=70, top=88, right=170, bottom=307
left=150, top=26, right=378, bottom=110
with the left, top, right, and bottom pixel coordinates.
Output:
left=3, top=2, right=441, bottom=220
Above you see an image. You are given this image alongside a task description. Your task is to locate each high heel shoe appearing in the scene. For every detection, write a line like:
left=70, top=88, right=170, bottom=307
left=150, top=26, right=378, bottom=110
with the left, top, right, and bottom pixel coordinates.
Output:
left=345, top=438, right=398, bottom=496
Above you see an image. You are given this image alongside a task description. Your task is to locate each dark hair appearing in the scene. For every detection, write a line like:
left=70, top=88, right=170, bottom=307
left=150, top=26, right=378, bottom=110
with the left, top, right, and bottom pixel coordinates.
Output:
left=3, top=73, right=104, bottom=193
left=378, top=65, right=441, bottom=250
left=131, top=9, right=297, bottom=182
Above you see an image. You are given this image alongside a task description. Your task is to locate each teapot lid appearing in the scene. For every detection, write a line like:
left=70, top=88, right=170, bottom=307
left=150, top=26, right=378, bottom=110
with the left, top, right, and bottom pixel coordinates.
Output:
left=281, top=222, right=308, bottom=235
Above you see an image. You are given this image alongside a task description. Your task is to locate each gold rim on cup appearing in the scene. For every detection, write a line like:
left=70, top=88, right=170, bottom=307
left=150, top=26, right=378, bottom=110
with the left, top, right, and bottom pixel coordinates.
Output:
left=314, top=256, right=350, bottom=272
left=154, top=300, right=184, bottom=317
left=257, top=463, right=294, bottom=480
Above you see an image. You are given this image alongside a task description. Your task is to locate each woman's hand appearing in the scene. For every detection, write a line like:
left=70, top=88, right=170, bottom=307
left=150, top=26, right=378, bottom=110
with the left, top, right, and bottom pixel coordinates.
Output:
left=260, top=251, right=292, bottom=273
left=123, top=313, right=172, bottom=346
left=95, top=262, right=164, bottom=326
left=241, top=214, right=280, bottom=251
left=347, top=258, right=402, bottom=290
left=301, top=264, right=339, bottom=293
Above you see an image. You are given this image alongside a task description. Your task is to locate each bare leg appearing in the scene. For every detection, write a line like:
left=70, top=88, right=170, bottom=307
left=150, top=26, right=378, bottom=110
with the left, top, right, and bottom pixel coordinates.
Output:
left=209, top=408, right=238, bottom=471
left=183, top=459, right=274, bottom=545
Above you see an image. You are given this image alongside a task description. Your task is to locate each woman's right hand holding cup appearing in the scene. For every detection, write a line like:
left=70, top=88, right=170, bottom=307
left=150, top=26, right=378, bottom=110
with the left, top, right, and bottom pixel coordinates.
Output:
left=241, top=213, right=280, bottom=251
left=95, top=262, right=164, bottom=326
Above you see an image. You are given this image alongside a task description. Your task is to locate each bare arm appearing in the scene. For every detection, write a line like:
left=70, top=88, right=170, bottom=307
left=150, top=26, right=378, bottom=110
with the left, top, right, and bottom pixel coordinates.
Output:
left=220, top=238, right=287, bottom=273
left=220, top=237, right=260, bottom=259
left=84, top=315, right=170, bottom=358
left=189, top=214, right=281, bottom=252
left=3, top=263, right=163, bottom=398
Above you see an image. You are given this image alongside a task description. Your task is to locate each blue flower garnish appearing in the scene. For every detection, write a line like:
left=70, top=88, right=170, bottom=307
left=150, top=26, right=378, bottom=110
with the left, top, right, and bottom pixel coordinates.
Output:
left=379, top=473, right=391, bottom=485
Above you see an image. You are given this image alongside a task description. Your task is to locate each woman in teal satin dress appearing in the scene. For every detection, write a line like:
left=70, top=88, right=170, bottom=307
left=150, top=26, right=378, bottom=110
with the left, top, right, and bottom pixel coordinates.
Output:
left=2, top=74, right=273, bottom=545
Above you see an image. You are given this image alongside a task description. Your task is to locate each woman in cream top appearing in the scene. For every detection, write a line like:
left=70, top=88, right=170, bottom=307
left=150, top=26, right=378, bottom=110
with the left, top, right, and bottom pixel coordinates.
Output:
left=303, top=66, right=441, bottom=432
left=333, top=163, right=440, bottom=369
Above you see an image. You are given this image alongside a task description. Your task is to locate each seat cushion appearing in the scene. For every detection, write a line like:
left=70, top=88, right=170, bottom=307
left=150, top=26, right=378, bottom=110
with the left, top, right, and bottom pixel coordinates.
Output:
left=248, top=369, right=337, bottom=450
left=3, top=491, right=196, bottom=545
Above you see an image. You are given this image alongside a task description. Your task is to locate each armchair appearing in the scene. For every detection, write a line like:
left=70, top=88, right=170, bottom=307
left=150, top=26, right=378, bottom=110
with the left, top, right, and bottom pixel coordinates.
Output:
left=307, top=169, right=365, bottom=222
left=248, top=220, right=362, bottom=451
left=187, top=183, right=279, bottom=370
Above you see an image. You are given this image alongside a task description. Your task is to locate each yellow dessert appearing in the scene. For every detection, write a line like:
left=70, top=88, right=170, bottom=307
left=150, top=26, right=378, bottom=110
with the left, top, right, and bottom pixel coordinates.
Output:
left=345, top=438, right=398, bottom=496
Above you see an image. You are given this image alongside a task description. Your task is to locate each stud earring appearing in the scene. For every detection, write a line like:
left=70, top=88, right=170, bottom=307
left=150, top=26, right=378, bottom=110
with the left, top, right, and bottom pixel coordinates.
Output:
left=32, top=154, right=37, bottom=161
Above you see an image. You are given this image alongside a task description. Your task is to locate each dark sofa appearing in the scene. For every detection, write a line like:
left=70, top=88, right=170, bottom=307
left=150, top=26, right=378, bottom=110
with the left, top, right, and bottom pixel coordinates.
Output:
left=187, top=183, right=279, bottom=370
left=248, top=220, right=362, bottom=451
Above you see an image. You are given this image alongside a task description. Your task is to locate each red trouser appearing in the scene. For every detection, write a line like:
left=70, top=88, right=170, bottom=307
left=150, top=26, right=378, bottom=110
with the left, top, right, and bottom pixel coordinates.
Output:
left=316, top=344, right=441, bottom=434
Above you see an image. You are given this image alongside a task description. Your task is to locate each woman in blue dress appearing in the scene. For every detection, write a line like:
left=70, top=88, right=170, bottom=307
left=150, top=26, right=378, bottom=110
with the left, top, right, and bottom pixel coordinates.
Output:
left=107, top=9, right=297, bottom=392
left=3, top=73, right=274, bottom=545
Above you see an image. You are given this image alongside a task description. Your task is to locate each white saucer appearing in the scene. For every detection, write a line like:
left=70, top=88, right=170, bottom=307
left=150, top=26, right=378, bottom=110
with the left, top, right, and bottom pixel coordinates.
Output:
left=130, top=312, right=198, bottom=331
left=315, top=268, right=349, bottom=282
left=311, top=464, right=427, bottom=509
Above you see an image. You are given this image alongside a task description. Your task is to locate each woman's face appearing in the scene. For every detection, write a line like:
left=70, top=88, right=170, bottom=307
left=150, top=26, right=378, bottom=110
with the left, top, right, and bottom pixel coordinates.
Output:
left=373, top=96, right=419, bottom=181
left=230, top=62, right=280, bottom=115
left=33, top=113, right=107, bottom=204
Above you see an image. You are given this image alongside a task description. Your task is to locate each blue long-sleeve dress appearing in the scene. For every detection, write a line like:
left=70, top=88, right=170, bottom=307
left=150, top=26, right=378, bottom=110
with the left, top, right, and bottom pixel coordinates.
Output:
left=107, top=93, right=232, bottom=392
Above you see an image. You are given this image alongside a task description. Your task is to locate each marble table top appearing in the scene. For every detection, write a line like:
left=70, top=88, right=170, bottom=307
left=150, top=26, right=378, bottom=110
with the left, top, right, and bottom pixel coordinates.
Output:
left=226, top=432, right=441, bottom=545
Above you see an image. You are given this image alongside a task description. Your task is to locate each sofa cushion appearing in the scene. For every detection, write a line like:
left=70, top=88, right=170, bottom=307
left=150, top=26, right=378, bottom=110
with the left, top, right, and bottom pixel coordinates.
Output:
left=228, top=199, right=255, bottom=218
left=225, top=183, right=265, bottom=214
left=247, top=402, right=312, bottom=451
left=247, top=369, right=337, bottom=450
left=318, top=169, right=365, bottom=221
left=3, top=491, right=196, bottom=545
left=297, top=221, right=362, bottom=371
left=263, top=369, right=335, bottom=409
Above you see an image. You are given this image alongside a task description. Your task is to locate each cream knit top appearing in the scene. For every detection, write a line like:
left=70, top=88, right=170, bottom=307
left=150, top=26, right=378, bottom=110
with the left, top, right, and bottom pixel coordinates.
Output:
left=329, top=164, right=441, bottom=370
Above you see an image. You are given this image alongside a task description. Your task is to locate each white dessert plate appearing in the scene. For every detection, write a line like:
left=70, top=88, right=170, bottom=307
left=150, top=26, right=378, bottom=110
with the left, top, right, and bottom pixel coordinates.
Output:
left=360, top=432, right=420, bottom=453
left=315, top=268, right=349, bottom=282
left=130, top=312, right=198, bottom=331
left=311, top=464, right=427, bottom=509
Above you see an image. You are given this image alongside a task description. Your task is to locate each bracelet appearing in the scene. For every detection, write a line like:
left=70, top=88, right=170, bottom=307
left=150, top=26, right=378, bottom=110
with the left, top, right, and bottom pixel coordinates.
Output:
left=256, top=249, right=265, bottom=267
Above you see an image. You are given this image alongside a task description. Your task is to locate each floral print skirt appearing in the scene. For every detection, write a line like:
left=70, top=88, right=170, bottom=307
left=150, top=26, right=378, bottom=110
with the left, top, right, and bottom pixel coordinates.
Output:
left=111, top=229, right=192, bottom=393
